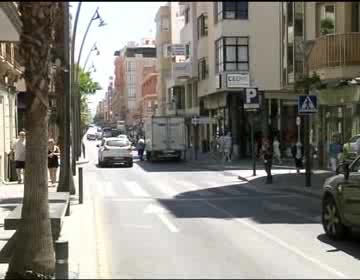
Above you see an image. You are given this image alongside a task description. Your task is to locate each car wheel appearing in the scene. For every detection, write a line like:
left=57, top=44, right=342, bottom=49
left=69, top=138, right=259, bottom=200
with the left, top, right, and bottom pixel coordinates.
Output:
left=322, top=195, right=348, bottom=240
left=128, top=162, right=133, bottom=167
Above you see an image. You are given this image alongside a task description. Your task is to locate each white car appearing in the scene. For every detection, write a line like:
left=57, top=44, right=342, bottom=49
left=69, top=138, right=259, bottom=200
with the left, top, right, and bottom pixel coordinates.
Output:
left=117, top=134, right=129, bottom=141
left=344, top=134, right=360, bottom=159
left=97, top=137, right=133, bottom=167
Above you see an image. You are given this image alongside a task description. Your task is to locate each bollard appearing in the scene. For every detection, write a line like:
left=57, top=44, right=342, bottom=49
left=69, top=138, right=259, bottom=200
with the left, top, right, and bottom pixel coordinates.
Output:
left=55, top=240, right=69, bottom=280
left=78, top=167, right=83, bottom=204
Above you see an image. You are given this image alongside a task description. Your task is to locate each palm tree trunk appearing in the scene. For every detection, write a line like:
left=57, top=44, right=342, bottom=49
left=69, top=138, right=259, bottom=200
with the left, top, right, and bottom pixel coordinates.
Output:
left=6, top=2, right=57, bottom=278
left=54, top=3, right=75, bottom=195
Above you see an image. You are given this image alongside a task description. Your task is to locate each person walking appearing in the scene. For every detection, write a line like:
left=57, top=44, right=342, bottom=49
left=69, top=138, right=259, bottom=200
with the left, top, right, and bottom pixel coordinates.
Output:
left=223, top=132, right=232, bottom=162
left=48, top=138, right=60, bottom=187
left=273, top=136, right=282, bottom=164
left=262, top=138, right=273, bottom=183
left=137, top=138, right=145, bottom=161
left=329, top=137, right=342, bottom=172
left=12, top=131, right=26, bottom=184
left=292, top=141, right=304, bottom=174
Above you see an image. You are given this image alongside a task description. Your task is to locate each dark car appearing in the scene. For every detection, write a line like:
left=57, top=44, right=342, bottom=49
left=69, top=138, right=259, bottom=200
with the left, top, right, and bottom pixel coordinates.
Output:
left=321, top=156, right=360, bottom=240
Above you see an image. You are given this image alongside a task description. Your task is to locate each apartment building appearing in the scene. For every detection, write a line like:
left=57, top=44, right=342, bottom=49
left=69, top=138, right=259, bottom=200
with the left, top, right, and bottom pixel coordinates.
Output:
left=141, top=65, right=159, bottom=119
left=154, top=3, right=184, bottom=116
left=0, top=2, right=24, bottom=182
left=303, top=2, right=360, bottom=166
left=113, top=39, right=156, bottom=131
left=166, top=2, right=283, bottom=158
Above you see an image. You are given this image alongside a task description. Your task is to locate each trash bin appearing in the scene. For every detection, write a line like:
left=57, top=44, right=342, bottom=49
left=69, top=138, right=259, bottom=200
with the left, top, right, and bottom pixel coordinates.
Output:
left=8, top=152, right=17, bottom=182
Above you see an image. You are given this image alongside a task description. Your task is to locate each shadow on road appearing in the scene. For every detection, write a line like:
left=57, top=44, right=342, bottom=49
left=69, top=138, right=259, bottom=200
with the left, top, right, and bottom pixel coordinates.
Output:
left=156, top=180, right=323, bottom=225
left=317, top=233, right=360, bottom=260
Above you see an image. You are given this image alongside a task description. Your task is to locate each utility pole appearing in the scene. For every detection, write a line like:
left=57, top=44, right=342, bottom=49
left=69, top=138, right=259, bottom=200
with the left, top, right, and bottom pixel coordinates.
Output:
left=63, top=1, right=72, bottom=189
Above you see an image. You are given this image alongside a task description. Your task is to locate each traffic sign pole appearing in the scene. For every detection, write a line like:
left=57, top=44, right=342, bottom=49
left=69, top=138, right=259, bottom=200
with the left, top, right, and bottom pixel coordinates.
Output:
left=251, top=117, right=256, bottom=176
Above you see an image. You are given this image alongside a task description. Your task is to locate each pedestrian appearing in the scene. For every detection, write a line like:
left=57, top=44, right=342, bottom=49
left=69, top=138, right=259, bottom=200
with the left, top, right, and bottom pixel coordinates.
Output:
left=273, top=136, right=282, bottom=164
left=137, top=138, right=145, bottom=161
left=48, top=138, right=60, bottom=187
left=329, top=137, right=342, bottom=172
left=11, top=131, right=26, bottom=184
left=262, top=138, right=273, bottom=183
left=217, top=133, right=225, bottom=162
left=292, top=141, right=303, bottom=174
left=223, top=132, right=232, bottom=162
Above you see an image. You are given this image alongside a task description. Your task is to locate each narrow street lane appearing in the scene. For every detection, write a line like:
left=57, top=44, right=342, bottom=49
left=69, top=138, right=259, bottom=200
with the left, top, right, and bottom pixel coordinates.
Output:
left=83, top=139, right=360, bottom=279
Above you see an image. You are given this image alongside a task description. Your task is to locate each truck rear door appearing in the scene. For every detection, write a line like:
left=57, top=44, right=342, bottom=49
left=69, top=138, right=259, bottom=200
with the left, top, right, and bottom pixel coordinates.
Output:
left=168, top=117, right=186, bottom=151
left=152, top=117, right=168, bottom=151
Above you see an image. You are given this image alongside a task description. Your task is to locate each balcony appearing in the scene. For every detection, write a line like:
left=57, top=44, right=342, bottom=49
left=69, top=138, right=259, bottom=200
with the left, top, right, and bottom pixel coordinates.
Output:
left=309, top=33, right=360, bottom=80
left=0, top=2, right=21, bottom=41
left=171, top=61, right=194, bottom=80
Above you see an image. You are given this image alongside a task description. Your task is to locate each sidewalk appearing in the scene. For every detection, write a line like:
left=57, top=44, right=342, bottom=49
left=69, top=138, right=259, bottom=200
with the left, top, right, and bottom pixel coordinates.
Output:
left=186, top=153, right=333, bottom=198
left=0, top=166, right=96, bottom=279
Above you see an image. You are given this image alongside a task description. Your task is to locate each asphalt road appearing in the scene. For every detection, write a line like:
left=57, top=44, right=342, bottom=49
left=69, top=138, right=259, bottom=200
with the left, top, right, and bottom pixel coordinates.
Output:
left=83, top=139, right=360, bottom=279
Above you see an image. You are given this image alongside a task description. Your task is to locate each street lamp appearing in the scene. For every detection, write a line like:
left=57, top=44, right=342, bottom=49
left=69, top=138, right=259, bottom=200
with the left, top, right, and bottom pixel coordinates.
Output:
left=83, top=42, right=100, bottom=71
left=71, top=6, right=106, bottom=174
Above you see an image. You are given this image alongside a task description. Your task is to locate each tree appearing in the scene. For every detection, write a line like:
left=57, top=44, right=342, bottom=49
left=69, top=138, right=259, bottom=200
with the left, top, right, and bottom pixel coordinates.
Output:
left=54, top=3, right=76, bottom=195
left=78, top=67, right=101, bottom=135
left=6, top=2, right=58, bottom=278
left=320, top=17, right=335, bottom=36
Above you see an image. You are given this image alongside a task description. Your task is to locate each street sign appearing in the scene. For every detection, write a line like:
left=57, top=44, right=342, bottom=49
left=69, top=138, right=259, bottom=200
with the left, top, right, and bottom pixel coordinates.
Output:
left=244, top=88, right=260, bottom=110
left=191, top=116, right=214, bottom=125
left=298, top=95, right=317, bottom=114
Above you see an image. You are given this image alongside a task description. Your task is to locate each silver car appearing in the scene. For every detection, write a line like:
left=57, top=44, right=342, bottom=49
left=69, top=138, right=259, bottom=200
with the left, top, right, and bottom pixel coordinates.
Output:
left=322, top=156, right=360, bottom=239
left=343, top=134, right=360, bottom=159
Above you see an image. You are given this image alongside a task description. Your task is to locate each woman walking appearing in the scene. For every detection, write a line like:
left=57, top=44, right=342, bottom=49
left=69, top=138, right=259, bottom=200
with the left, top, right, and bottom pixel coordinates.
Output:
left=48, top=138, right=60, bottom=187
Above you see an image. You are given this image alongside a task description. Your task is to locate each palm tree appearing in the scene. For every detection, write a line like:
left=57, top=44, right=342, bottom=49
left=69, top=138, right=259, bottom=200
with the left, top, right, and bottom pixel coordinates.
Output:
left=6, top=2, right=58, bottom=278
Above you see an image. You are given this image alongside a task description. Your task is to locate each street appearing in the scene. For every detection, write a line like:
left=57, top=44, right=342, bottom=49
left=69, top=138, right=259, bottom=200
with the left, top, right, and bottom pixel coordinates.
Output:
left=79, top=139, right=360, bottom=279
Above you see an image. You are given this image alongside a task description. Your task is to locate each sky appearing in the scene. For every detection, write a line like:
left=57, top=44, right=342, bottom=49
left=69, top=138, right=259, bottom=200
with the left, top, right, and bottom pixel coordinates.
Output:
left=70, top=1, right=165, bottom=115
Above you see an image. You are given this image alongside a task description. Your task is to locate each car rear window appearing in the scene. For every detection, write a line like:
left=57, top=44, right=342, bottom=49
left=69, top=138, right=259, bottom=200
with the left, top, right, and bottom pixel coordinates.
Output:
left=349, top=136, right=360, bottom=143
left=106, top=140, right=129, bottom=147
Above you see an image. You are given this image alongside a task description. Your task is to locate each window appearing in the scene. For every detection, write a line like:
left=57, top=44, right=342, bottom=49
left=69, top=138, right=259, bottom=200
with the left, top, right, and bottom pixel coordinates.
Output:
left=198, top=57, right=209, bottom=80
left=161, top=17, right=170, bottom=31
left=185, top=43, right=190, bottom=59
left=197, top=13, right=208, bottom=38
left=216, top=1, right=248, bottom=21
left=128, top=87, right=136, bottom=98
left=215, top=37, right=249, bottom=73
left=185, top=7, right=190, bottom=24
left=127, top=61, right=135, bottom=72
left=127, top=73, right=135, bottom=85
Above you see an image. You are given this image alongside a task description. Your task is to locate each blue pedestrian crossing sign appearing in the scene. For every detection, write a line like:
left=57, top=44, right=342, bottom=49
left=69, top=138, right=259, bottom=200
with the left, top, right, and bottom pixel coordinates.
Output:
left=298, top=95, right=317, bottom=114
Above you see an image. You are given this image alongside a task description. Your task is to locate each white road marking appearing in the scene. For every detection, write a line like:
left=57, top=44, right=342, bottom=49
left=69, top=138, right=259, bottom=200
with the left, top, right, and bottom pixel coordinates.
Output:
left=124, top=180, right=151, bottom=197
left=204, top=200, right=348, bottom=279
left=102, top=181, right=117, bottom=198
left=144, top=203, right=179, bottom=233
left=151, top=180, right=179, bottom=197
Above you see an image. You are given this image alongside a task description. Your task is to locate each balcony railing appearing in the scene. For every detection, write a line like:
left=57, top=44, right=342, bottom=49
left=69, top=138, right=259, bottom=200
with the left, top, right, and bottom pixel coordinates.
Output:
left=309, top=33, right=360, bottom=70
left=171, top=61, right=193, bottom=80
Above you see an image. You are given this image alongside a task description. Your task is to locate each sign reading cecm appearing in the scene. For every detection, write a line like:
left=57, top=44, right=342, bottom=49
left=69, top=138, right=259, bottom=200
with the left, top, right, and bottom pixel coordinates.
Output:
left=226, top=73, right=250, bottom=88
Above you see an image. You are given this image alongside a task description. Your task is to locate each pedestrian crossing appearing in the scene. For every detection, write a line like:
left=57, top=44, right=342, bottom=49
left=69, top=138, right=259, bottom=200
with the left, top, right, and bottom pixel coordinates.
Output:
left=89, top=175, right=262, bottom=200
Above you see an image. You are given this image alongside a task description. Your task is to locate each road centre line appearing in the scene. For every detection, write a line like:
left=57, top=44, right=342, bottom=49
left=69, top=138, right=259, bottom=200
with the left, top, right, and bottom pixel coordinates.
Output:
left=203, top=200, right=348, bottom=279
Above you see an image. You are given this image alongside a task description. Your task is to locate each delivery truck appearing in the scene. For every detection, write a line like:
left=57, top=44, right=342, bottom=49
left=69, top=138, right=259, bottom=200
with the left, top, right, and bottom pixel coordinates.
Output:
left=144, top=116, right=186, bottom=161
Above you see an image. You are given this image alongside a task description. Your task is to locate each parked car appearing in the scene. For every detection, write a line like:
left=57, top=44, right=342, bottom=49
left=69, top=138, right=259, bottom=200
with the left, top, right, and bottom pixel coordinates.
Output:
left=102, top=127, right=112, bottom=138
left=97, top=137, right=133, bottom=167
left=343, top=134, right=360, bottom=160
left=96, top=127, right=103, bottom=140
left=86, top=128, right=97, bottom=141
left=321, top=155, right=360, bottom=240
left=117, top=134, right=129, bottom=141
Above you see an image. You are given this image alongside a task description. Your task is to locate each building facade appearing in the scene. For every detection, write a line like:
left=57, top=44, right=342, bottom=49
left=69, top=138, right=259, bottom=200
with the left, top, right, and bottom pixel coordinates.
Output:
left=113, top=40, right=156, bottom=132
left=141, top=65, right=159, bottom=120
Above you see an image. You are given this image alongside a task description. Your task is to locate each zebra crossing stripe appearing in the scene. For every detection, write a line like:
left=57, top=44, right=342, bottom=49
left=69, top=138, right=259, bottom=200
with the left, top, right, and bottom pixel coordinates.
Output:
left=123, top=180, right=151, bottom=197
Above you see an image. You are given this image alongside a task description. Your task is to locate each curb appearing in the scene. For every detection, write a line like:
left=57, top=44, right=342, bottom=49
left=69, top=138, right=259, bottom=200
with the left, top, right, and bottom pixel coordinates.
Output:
left=185, top=161, right=322, bottom=199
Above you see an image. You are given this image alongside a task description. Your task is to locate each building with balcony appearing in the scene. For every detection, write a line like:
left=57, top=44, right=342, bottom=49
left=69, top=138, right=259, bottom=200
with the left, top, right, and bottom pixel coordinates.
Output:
left=0, top=2, right=25, bottom=182
left=155, top=3, right=183, bottom=116
left=141, top=65, right=159, bottom=120
left=288, top=2, right=360, bottom=167
left=113, top=39, right=156, bottom=132
left=188, top=2, right=283, bottom=159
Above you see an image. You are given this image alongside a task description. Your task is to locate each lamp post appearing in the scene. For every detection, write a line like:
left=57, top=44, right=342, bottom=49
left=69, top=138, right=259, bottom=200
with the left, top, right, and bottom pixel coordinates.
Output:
left=83, top=42, right=100, bottom=71
left=71, top=6, right=106, bottom=174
